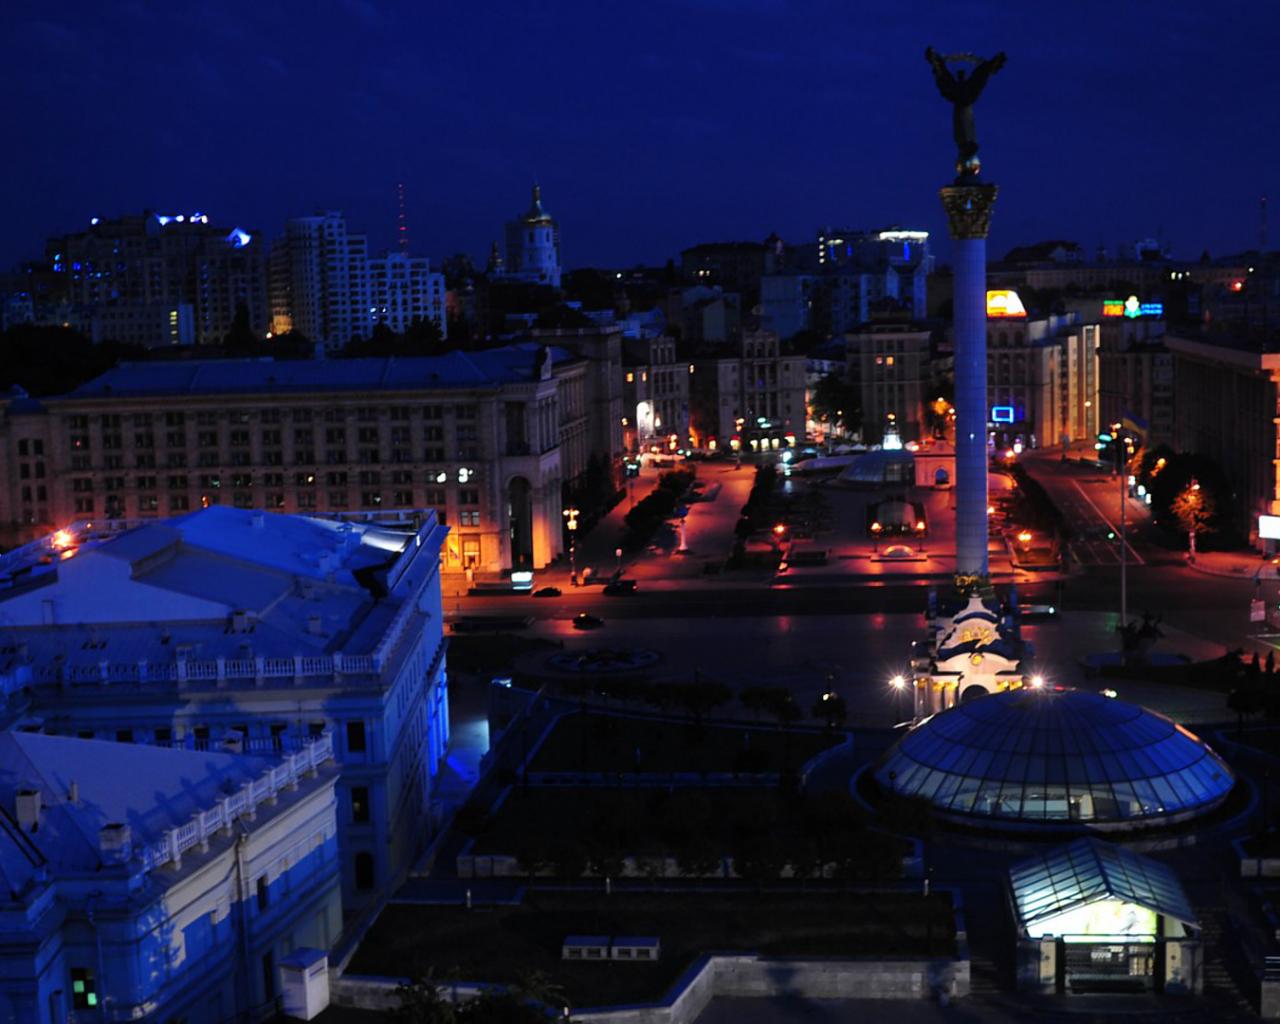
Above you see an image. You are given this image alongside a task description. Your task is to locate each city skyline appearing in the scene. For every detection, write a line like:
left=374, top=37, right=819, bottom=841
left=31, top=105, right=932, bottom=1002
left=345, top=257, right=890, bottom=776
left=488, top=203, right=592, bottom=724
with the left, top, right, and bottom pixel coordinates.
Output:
left=4, top=1, right=1278, bottom=273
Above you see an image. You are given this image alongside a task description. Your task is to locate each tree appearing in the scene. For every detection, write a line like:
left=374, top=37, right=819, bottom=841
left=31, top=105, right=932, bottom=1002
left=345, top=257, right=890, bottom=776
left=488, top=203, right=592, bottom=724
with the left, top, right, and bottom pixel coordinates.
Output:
left=809, top=373, right=860, bottom=437
left=222, top=302, right=261, bottom=353
left=1170, top=479, right=1215, bottom=561
left=391, top=970, right=458, bottom=1024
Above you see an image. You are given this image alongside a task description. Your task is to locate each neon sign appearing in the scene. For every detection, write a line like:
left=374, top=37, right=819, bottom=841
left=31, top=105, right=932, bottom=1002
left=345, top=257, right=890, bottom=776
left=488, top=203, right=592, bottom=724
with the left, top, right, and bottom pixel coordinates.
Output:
left=1103, top=295, right=1163, bottom=318
left=991, top=405, right=1015, bottom=424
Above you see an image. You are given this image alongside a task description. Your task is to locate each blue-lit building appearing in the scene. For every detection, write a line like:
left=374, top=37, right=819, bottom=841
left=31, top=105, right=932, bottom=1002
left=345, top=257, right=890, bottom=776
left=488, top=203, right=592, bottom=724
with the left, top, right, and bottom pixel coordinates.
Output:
left=0, top=506, right=450, bottom=909
left=0, top=731, right=341, bottom=1023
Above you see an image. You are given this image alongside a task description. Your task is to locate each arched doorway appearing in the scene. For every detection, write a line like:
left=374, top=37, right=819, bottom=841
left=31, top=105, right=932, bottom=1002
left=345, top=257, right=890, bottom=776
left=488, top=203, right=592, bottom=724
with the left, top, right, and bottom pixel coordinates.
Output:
left=508, top=477, right=533, bottom=569
left=960, top=683, right=989, bottom=702
left=354, top=851, right=375, bottom=891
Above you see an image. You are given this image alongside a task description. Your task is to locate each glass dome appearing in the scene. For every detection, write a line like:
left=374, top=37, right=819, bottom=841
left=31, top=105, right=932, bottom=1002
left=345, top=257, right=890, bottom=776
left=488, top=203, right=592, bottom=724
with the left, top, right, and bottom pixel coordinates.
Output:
left=837, top=449, right=915, bottom=486
left=875, top=689, right=1233, bottom=828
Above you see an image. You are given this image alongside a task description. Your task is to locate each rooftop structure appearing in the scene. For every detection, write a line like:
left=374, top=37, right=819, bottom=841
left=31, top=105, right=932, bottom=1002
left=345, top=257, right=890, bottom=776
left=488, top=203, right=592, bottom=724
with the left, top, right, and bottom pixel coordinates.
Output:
left=0, top=731, right=341, bottom=1021
left=0, top=506, right=451, bottom=908
left=876, top=689, right=1234, bottom=829
left=1009, top=838, right=1201, bottom=995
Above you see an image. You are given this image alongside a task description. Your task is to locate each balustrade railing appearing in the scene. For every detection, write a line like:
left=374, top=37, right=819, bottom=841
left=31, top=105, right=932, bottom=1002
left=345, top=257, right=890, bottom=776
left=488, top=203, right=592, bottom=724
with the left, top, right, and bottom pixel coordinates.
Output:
left=139, top=732, right=334, bottom=873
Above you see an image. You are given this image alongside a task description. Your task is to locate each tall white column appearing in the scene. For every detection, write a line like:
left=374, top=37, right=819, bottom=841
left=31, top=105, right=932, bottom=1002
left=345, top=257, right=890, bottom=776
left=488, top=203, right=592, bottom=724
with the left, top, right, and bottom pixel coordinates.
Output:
left=940, top=185, right=998, bottom=586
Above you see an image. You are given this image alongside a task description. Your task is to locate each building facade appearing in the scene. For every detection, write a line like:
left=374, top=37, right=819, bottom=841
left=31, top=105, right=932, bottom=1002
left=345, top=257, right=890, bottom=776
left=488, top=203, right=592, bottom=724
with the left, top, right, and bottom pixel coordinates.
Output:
left=622, top=335, right=691, bottom=453
left=689, top=328, right=807, bottom=451
left=45, top=211, right=268, bottom=347
left=1165, top=334, right=1280, bottom=545
left=982, top=310, right=1099, bottom=449
left=0, top=346, right=603, bottom=573
left=1095, top=315, right=1174, bottom=447
left=0, top=507, right=449, bottom=910
left=0, top=733, right=341, bottom=1023
left=845, top=318, right=934, bottom=443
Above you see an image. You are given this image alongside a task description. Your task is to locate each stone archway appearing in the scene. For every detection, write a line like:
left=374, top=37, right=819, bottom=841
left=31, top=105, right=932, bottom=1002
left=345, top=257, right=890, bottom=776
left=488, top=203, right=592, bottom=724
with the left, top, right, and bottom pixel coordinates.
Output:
left=960, top=683, right=989, bottom=702
left=508, top=476, right=534, bottom=570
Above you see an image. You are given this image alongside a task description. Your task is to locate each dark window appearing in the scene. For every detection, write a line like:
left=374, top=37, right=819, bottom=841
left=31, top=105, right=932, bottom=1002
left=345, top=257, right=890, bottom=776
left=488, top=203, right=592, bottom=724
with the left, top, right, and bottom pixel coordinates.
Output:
left=116, top=729, right=133, bottom=743
left=262, top=951, right=275, bottom=999
left=256, top=875, right=269, bottom=911
left=155, top=727, right=172, bottom=744
left=346, top=720, right=366, bottom=753
left=351, top=786, right=370, bottom=823
left=354, top=851, right=375, bottom=891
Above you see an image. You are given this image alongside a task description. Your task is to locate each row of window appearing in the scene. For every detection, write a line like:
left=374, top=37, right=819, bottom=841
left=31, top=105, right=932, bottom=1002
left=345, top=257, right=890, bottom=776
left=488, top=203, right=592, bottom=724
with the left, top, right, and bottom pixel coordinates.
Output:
left=63, top=404, right=476, bottom=431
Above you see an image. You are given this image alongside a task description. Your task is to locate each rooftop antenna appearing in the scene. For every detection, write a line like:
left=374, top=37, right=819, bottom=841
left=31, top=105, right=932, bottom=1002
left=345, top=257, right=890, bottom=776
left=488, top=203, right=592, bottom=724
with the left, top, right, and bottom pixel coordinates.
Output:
left=396, top=181, right=409, bottom=253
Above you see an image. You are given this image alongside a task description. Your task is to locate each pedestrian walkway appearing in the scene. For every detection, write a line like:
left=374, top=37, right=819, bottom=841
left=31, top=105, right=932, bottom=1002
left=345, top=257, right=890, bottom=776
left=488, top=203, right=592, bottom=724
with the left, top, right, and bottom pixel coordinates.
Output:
left=1188, top=549, right=1279, bottom=581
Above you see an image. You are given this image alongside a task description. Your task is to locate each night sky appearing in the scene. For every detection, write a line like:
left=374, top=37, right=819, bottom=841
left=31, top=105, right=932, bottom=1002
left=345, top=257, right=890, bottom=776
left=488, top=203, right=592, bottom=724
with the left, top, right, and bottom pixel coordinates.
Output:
left=4, top=1, right=1278, bottom=271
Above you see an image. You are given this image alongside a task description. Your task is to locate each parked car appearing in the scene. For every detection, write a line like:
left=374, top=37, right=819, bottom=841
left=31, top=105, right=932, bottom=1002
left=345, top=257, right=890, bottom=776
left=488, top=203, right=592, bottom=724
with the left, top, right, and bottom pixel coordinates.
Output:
left=572, top=613, right=605, bottom=630
left=603, top=579, right=638, bottom=595
left=534, top=586, right=562, bottom=598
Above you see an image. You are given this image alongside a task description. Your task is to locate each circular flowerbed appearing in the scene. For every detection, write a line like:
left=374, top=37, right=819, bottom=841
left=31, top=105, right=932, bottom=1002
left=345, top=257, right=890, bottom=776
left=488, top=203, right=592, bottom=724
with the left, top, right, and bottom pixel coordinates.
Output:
left=546, top=648, right=661, bottom=673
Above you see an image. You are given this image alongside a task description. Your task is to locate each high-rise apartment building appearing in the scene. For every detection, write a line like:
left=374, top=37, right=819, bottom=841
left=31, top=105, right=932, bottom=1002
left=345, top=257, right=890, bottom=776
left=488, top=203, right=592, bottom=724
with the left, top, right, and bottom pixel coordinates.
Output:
left=45, top=211, right=268, bottom=347
left=367, top=251, right=447, bottom=339
left=269, top=213, right=446, bottom=350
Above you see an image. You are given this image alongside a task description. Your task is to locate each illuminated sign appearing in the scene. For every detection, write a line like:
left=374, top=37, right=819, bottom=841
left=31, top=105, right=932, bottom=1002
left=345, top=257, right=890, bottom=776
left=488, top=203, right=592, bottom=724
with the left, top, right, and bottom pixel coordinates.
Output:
left=1260, top=515, right=1280, bottom=540
left=991, top=405, right=1015, bottom=424
left=877, top=230, right=929, bottom=242
left=1103, top=296, right=1163, bottom=318
left=986, top=289, right=1026, bottom=318
left=1033, top=900, right=1157, bottom=941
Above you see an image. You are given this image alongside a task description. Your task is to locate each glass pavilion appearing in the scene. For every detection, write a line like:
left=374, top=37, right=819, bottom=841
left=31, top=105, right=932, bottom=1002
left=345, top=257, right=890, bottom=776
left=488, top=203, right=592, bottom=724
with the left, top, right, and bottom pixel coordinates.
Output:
left=875, top=689, right=1233, bottom=828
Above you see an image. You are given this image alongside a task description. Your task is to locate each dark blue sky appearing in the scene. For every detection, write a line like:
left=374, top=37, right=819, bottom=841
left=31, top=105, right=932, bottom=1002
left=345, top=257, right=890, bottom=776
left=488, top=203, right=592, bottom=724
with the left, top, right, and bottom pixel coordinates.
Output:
left=4, top=1, right=1277, bottom=270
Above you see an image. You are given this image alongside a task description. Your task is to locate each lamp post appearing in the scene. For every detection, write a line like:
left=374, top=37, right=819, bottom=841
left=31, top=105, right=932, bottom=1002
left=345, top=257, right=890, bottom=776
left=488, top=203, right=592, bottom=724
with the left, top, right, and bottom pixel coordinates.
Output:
left=563, top=506, right=580, bottom=585
left=1188, top=479, right=1201, bottom=563
left=890, top=674, right=906, bottom=724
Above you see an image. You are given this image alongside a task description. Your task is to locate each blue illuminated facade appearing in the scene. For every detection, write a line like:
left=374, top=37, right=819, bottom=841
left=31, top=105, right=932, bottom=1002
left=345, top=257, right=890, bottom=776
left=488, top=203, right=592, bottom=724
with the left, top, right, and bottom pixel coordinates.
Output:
left=0, top=733, right=341, bottom=1023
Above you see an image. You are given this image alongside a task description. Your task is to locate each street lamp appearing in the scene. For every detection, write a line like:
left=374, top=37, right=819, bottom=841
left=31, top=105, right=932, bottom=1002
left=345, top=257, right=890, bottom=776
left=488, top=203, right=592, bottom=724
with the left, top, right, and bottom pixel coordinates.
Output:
left=563, top=506, right=580, bottom=585
left=889, top=673, right=906, bottom=723
left=1028, top=674, right=1045, bottom=690
left=870, top=520, right=882, bottom=553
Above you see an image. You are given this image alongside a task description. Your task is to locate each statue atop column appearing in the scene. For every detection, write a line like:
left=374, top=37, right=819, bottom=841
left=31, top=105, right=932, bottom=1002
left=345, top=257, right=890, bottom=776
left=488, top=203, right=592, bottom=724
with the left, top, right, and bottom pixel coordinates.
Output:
left=925, top=47, right=1007, bottom=178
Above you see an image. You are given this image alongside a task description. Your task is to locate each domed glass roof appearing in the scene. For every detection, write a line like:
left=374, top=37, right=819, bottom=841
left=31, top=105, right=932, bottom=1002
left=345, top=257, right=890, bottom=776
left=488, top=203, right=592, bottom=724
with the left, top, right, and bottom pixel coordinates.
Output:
left=837, top=449, right=915, bottom=485
left=875, top=689, right=1233, bottom=827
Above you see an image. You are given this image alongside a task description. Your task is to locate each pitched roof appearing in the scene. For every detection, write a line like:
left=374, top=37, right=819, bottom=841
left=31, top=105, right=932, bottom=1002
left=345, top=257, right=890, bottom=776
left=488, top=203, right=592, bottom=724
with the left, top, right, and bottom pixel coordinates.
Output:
left=1009, top=838, right=1196, bottom=930
left=61, top=344, right=573, bottom=400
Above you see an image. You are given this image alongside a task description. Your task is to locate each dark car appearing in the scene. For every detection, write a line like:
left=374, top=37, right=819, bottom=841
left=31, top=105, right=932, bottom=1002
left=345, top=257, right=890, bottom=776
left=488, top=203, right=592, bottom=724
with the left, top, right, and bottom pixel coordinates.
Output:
left=572, top=613, right=605, bottom=630
left=534, top=586, right=562, bottom=598
left=1021, top=603, right=1058, bottom=621
left=603, top=579, right=638, bottom=595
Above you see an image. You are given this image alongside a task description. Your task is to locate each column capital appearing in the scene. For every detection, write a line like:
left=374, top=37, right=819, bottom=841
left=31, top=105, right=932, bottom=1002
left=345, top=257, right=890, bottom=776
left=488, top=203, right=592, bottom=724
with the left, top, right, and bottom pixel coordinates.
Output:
left=939, top=184, right=999, bottom=240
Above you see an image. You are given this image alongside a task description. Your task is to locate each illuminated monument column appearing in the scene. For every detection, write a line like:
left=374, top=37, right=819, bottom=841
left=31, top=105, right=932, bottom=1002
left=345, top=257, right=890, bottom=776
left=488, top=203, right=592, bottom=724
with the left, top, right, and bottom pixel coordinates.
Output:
left=940, top=184, right=997, bottom=584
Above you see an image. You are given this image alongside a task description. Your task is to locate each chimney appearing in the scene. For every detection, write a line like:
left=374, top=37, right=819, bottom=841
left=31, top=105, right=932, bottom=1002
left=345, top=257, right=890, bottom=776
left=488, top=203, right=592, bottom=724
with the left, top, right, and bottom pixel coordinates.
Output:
left=68, top=780, right=79, bottom=804
left=15, top=788, right=41, bottom=831
left=99, top=822, right=132, bottom=864
left=307, top=614, right=324, bottom=636
left=230, top=610, right=251, bottom=633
